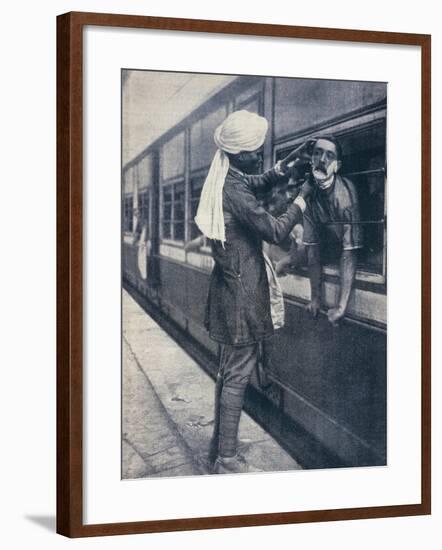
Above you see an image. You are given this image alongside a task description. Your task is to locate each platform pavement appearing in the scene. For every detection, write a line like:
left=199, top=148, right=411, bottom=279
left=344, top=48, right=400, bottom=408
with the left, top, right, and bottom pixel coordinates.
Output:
left=122, top=289, right=302, bottom=478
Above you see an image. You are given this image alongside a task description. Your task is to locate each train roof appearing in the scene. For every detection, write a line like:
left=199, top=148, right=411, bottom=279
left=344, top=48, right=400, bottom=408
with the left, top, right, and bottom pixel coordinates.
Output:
left=123, top=70, right=237, bottom=166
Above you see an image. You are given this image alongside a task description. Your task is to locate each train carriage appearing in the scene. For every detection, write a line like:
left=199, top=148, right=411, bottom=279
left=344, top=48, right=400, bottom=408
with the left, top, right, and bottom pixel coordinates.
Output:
left=122, top=72, right=387, bottom=469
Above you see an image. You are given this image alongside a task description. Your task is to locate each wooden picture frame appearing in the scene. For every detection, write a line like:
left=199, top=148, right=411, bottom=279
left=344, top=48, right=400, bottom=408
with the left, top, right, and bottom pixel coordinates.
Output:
left=57, top=11, right=431, bottom=537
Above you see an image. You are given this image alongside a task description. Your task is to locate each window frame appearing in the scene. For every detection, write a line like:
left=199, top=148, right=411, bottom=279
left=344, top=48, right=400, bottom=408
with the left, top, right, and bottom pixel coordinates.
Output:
left=122, top=193, right=134, bottom=235
left=159, top=175, right=186, bottom=245
left=188, top=167, right=209, bottom=244
left=272, top=106, right=387, bottom=290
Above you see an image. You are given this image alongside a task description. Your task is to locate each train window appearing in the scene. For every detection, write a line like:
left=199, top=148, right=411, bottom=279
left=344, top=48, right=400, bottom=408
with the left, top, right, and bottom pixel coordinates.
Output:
left=123, top=195, right=133, bottom=233
left=161, top=179, right=185, bottom=243
left=236, top=95, right=261, bottom=115
left=136, top=190, right=150, bottom=240
left=189, top=174, right=205, bottom=240
left=162, top=221, right=172, bottom=240
left=338, top=123, right=386, bottom=275
left=235, top=86, right=263, bottom=115
left=272, top=119, right=386, bottom=281
left=161, top=182, right=173, bottom=241
left=163, top=186, right=173, bottom=203
left=137, top=154, right=153, bottom=189
left=234, top=80, right=264, bottom=111
left=162, top=132, right=185, bottom=181
left=123, top=165, right=134, bottom=193
left=163, top=202, right=172, bottom=221
left=190, top=105, right=228, bottom=172
left=273, top=77, right=386, bottom=141
left=122, top=165, right=136, bottom=235
left=174, top=182, right=185, bottom=241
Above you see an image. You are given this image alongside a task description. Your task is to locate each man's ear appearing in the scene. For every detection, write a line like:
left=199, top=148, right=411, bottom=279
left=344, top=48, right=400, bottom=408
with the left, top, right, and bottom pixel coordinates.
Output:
left=336, top=160, right=342, bottom=172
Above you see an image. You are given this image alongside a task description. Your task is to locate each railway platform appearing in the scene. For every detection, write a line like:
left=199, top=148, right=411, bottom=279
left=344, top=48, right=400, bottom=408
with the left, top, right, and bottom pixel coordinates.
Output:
left=122, top=289, right=302, bottom=478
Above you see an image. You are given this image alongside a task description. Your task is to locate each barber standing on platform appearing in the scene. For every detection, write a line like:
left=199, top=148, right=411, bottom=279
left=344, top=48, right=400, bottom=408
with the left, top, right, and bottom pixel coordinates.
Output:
left=195, top=110, right=313, bottom=474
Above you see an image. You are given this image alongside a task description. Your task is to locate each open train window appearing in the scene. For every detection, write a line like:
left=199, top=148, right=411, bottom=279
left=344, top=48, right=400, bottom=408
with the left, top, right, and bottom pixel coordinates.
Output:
left=273, top=118, right=386, bottom=284
left=338, top=123, right=386, bottom=276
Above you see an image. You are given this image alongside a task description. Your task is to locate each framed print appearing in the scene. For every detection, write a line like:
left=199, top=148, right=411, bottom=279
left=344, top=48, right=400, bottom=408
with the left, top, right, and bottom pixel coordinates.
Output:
left=56, top=11, right=431, bottom=537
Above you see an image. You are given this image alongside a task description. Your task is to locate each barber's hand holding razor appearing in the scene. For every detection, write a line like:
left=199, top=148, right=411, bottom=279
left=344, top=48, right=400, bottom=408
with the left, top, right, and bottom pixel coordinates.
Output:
left=279, top=138, right=316, bottom=174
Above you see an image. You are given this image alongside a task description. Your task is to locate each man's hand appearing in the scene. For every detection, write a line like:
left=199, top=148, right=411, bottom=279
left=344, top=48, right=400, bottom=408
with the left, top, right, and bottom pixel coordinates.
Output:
left=327, top=306, right=345, bottom=326
left=305, top=297, right=320, bottom=318
left=279, top=138, right=316, bottom=172
left=294, top=138, right=316, bottom=161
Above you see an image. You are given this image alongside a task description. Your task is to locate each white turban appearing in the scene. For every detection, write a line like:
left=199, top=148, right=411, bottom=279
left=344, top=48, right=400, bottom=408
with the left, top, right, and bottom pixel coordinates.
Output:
left=194, top=110, right=268, bottom=245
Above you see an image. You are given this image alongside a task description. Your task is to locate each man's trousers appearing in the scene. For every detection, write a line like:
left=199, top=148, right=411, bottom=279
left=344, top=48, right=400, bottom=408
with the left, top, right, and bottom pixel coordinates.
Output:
left=211, top=343, right=259, bottom=459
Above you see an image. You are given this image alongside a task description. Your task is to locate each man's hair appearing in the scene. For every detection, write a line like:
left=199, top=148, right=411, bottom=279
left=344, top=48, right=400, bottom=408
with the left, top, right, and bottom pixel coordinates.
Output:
left=313, top=134, right=343, bottom=160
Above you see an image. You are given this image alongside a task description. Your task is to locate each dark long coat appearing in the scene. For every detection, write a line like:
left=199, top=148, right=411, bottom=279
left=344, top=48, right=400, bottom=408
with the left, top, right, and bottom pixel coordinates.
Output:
left=204, top=166, right=304, bottom=346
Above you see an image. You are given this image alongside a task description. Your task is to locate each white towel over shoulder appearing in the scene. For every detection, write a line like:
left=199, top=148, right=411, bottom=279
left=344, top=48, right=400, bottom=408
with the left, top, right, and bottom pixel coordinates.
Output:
left=194, top=110, right=268, bottom=245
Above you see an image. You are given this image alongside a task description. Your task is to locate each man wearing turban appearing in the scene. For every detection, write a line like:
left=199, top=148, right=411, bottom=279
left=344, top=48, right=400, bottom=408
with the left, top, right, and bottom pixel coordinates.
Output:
left=195, top=110, right=312, bottom=474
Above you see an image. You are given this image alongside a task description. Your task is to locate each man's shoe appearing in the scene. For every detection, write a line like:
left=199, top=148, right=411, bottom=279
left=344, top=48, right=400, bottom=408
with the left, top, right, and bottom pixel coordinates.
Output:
left=237, top=438, right=253, bottom=453
left=213, top=454, right=263, bottom=474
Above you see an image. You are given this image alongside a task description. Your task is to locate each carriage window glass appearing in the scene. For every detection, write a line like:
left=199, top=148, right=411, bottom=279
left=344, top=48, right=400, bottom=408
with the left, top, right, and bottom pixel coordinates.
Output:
left=162, top=220, right=172, bottom=240
left=273, top=77, right=386, bottom=141
left=137, top=191, right=150, bottom=240
left=138, top=154, right=153, bottom=190
left=161, top=182, right=173, bottom=240
left=122, top=166, right=135, bottom=234
left=123, top=166, right=134, bottom=194
left=172, top=181, right=186, bottom=242
left=234, top=80, right=263, bottom=113
left=161, top=179, right=185, bottom=243
left=190, top=105, right=228, bottom=172
left=235, top=90, right=262, bottom=115
left=123, top=195, right=133, bottom=233
left=189, top=175, right=205, bottom=240
left=174, top=182, right=185, bottom=222
left=162, top=132, right=185, bottom=180
left=237, top=96, right=261, bottom=115
left=338, top=123, right=386, bottom=275
left=174, top=222, right=185, bottom=241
